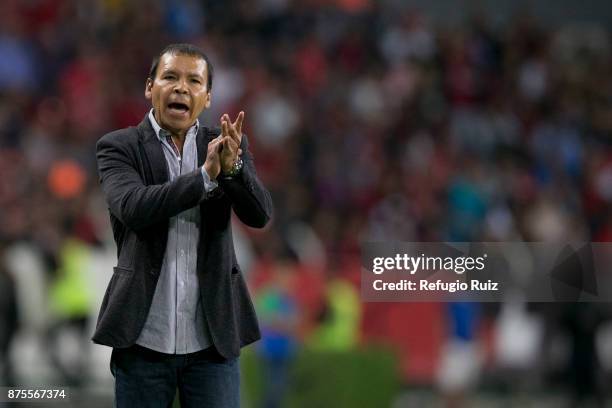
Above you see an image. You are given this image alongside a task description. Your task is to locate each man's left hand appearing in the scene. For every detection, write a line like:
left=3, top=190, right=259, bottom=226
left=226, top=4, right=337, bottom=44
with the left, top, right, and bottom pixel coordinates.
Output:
left=219, top=111, right=244, bottom=173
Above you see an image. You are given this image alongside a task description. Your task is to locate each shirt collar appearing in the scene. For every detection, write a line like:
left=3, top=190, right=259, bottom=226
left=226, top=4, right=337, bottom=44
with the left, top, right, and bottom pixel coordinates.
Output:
left=148, top=109, right=199, bottom=141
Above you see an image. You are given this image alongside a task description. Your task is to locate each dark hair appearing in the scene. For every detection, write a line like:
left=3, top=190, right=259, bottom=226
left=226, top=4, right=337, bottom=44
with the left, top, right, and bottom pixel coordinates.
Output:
left=148, top=43, right=214, bottom=92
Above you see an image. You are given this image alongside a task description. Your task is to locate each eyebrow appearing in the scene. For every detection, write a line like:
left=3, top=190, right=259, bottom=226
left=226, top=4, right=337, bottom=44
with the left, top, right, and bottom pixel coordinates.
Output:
left=160, top=69, right=204, bottom=79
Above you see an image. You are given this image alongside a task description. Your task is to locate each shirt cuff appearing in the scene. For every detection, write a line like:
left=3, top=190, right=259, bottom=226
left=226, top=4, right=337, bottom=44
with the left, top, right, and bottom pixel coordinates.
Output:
left=201, top=166, right=218, bottom=194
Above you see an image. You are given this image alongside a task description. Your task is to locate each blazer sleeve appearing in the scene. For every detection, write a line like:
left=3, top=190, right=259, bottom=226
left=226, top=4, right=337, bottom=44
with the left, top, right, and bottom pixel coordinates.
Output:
left=96, top=133, right=205, bottom=231
left=217, top=134, right=273, bottom=228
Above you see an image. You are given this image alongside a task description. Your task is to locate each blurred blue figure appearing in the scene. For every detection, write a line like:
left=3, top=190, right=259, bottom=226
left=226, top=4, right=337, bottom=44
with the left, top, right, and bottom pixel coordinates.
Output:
left=449, top=302, right=481, bottom=342
left=163, top=0, right=205, bottom=39
left=447, top=170, right=488, bottom=242
left=437, top=302, right=483, bottom=408
left=0, top=35, right=38, bottom=91
left=255, top=256, right=299, bottom=408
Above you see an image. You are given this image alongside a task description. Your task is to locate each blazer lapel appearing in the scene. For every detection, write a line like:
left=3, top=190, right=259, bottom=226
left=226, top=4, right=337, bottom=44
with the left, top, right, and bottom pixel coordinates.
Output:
left=136, top=115, right=169, bottom=270
left=197, top=125, right=224, bottom=203
left=138, top=115, right=169, bottom=185
left=196, top=125, right=215, bottom=167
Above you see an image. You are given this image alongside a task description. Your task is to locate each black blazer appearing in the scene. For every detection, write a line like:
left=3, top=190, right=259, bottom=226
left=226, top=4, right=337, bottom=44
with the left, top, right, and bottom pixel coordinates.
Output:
left=92, top=115, right=272, bottom=359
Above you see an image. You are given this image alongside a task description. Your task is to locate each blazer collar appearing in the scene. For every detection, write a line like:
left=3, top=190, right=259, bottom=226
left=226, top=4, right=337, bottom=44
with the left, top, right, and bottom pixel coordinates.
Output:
left=136, top=113, right=212, bottom=181
left=137, top=115, right=168, bottom=185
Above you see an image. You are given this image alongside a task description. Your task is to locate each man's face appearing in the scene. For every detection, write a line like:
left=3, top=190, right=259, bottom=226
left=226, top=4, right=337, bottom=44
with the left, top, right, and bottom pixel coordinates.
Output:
left=145, top=52, right=211, bottom=135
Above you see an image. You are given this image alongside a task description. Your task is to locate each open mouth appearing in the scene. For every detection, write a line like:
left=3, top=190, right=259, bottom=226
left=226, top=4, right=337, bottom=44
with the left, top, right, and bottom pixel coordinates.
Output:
left=167, top=102, right=190, bottom=115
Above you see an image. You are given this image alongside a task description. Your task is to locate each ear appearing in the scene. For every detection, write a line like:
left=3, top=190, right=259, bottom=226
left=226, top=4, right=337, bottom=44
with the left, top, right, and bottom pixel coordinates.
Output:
left=144, top=78, right=153, bottom=100
left=204, top=91, right=211, bottom=109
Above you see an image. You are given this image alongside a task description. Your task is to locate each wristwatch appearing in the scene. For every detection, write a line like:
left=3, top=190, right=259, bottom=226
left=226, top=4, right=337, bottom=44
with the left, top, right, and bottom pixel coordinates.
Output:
left=222, top=157, right=243, bottom=178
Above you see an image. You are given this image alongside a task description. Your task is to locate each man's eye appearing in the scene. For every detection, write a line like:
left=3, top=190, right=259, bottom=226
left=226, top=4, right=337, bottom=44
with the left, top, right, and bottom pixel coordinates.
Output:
left=164, top=75, right=175, bottom=80
left=191, top=79, right=201, bottom=84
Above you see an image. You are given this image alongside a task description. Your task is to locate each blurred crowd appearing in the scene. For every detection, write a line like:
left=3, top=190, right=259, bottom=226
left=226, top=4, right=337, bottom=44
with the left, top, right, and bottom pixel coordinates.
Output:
left=1, top=0, right=612, bottom=406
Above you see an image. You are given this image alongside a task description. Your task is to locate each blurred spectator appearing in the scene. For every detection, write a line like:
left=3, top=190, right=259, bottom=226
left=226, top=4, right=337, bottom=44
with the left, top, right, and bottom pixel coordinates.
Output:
left=255, top=253, right=300, bottom=408
left=46, top=216, right=97, bottom=387
left=307, top=265, right=361, bottom=352
left=561, top=302, right=607, bottom=407
left=437, top=302, right=483, bottom=408
left=0, top=240, right=18, bottom=386
left=379, top=10, right=436, bottom=65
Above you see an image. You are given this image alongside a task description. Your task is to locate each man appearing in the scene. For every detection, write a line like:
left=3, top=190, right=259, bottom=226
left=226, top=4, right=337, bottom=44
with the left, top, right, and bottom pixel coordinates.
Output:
left=93, top=43, right=272, bottom=407
left=0, top=238, right=18, bottom=387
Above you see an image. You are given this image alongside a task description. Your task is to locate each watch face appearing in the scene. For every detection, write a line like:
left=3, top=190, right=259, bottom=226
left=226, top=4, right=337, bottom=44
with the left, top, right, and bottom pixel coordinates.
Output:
left=224, top=157, right=243, bottom=177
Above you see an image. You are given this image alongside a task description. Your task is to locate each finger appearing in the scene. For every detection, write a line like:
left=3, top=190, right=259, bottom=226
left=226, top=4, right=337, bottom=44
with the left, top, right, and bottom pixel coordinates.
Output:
left=223, top=137, right=239, bottom=156
left=225, top=117, right=233, bottom=135
left=233, top=111, right=244, bottom=136
left=227, top=119, right=241, bottom=145
left=220, top=136, right=229, bottom=152
left=221, top=113, right=240, bottom=143
left=208, top=137, right=220, bottom=149
left=211, top=135, right=224, bottom=148
left=222, top=114, right=231, bottom=132
left=216, top=139, right=225, bottom=153
left=208, top=143, right=221, bottom=156
left=224, top=136, right=239, bottom=152
left=222, top=120, right=230, bottom=138
left=231, top=111, right=244, bottom=140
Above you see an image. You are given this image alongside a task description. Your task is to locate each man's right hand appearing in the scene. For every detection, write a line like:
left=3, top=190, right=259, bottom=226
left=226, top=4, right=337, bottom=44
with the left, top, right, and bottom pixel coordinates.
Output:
left=204, top=136, right=223, bottom=180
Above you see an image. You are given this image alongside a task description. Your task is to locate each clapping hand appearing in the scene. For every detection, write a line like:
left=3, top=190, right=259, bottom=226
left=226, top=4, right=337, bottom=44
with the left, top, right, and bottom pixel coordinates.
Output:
left=219, top=111, right=244, bottom=174
left=204, top=111, right=244, bottom=180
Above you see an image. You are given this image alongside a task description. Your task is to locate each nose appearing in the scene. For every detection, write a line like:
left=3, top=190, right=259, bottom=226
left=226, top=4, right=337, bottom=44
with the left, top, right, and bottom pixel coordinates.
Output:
left=173, top=78, right=188, bottom=94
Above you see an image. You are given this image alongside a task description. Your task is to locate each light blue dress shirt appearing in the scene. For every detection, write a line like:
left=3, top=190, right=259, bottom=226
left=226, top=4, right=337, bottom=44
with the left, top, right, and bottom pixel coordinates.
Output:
left=135, top=110, right=217, bottom=354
